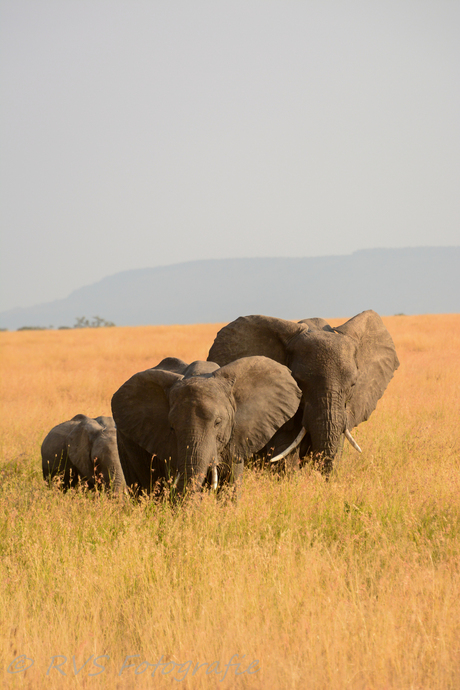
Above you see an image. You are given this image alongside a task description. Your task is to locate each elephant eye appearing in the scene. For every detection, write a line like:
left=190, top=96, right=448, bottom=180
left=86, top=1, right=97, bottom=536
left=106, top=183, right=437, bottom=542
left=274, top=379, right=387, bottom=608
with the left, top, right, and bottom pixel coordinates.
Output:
left=214, top=417, right=222, bottom=426
left=346, top=383, right=356, bottom=403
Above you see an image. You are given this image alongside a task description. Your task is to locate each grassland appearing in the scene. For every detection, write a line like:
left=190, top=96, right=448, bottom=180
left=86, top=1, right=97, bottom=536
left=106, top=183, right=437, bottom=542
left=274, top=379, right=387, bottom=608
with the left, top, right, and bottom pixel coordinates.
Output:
left=1, top=314, right=459, bottom=689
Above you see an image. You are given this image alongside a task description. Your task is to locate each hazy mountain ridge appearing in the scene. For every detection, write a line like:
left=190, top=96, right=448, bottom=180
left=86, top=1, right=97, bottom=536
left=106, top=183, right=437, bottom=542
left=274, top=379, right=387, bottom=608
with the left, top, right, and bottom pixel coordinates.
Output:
left=1, top=247, right=459, bottom=329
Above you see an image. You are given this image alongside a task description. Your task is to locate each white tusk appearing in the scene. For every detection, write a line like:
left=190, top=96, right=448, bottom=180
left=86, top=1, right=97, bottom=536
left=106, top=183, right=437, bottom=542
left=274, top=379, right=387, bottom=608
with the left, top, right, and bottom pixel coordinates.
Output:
left=270, top=428, right=307, bottom=463
left=345, top=429, right=362, bottom=453
left=211, top=465, right=218, bottom=491
left=173, top=471, right=181, bottom=488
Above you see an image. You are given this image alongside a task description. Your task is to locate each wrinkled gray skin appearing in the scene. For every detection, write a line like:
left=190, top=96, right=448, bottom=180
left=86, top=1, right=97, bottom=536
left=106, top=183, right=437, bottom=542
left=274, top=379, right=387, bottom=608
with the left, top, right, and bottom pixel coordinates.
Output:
left=41, top=414, right=126, bottom=492
left=208, top=310, right=399, bottom=474
left=111, top=356, right=301, bottom=495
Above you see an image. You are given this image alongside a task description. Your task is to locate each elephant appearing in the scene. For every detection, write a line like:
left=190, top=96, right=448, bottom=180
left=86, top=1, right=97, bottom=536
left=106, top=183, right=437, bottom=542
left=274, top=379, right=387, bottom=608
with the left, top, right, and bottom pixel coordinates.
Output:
left=207, top=310, right=399, bottom=473
left=111, top=355, right=302, bottom=496
left=41, top=414, right=126, bottom=492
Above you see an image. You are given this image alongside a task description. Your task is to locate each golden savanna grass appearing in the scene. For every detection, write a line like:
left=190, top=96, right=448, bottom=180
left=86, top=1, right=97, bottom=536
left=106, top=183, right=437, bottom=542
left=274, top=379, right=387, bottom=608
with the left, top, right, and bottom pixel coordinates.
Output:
left=1, top=314, right=460, bottom=689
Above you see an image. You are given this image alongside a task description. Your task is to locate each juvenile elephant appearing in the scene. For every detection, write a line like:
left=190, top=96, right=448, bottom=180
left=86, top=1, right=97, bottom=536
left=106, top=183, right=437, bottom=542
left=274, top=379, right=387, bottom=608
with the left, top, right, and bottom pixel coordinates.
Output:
left=41, top=414, right=126, bottom=492
left=208, top=310, right=399, bottom=473
left=111, top=355, right=302, bottom=495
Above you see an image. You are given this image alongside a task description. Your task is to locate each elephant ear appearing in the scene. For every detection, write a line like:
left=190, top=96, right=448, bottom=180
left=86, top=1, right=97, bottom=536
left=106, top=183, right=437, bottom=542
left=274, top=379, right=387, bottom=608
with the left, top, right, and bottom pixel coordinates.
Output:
left=111, top=369, right=182, bottom=458
left=208, top=315, right=302, bottom=366
left=215, top=356, right=302, bottom=459
left=67, top=418, right=96, bottom=479
left=335, top=310, right=400, bottom=428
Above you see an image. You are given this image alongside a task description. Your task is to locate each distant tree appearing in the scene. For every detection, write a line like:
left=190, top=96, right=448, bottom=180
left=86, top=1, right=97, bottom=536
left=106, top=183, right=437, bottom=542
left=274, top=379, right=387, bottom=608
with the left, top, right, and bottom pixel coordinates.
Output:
left=17, top=326, right=49, bottom=331
left=73, top=316, right=115, bottom=328
left=74, top=317, right=91, bottom=328
left=95, top=317, right=116, bottom=328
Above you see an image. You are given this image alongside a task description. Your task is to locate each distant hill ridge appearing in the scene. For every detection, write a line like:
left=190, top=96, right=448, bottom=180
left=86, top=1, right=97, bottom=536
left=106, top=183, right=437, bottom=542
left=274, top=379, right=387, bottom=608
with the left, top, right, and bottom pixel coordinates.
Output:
left=1, top=247, right=459, bottom=330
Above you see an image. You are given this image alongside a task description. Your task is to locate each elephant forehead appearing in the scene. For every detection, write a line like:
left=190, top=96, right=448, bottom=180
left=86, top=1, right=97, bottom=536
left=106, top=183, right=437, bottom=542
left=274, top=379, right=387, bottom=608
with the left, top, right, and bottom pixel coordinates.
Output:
left=100, top=427, right=117, bottom=442
left=289, top=331, right=358, bottom=375
left=92, top=428, right=117, bottom=450
left=169, top=377, right=232, bottom=409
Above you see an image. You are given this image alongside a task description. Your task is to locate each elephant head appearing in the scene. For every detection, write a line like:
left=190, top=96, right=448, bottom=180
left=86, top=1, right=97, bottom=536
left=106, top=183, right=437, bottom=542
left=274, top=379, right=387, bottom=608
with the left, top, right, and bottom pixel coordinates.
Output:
left=41, top=414, right=126, bottom=492
left=207, top=310, right=399, bottom=473
left=111, top=356, right=302, bottom=494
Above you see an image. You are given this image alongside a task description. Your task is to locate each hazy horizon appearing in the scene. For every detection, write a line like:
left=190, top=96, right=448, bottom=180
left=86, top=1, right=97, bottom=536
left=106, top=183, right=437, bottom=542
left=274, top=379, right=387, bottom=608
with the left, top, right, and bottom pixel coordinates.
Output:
left=1, top=248, right=458, bottom=331
left=1, top=1, right=459, bottom=311
left=3, top=246, right=458, bottom=313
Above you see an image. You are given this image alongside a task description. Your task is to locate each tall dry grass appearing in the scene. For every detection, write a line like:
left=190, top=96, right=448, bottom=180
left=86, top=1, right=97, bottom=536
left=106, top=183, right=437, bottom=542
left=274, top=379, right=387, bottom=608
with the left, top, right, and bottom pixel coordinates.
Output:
left=1, top=314, right=459, bottom=689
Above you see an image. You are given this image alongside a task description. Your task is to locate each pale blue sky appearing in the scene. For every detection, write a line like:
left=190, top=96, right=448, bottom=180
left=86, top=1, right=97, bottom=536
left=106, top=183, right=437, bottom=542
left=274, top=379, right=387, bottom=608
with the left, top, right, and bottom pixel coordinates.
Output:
left=1, top=0, right=459, bottom=312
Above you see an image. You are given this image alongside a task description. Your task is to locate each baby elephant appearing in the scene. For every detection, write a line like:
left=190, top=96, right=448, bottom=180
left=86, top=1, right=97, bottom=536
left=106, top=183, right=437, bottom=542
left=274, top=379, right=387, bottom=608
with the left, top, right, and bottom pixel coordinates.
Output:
left=41, top=414, right=125, bottom=492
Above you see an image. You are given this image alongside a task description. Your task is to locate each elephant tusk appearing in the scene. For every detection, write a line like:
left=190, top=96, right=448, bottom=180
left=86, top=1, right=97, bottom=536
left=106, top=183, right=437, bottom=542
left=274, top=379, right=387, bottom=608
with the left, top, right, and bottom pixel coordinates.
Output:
left=270, top=428, right=307, bottom=463
left=173, top=471, right=181, bottom=488
left=345, top=429, right=362, bottom=453
left=211, top=465, right=218, bottom=491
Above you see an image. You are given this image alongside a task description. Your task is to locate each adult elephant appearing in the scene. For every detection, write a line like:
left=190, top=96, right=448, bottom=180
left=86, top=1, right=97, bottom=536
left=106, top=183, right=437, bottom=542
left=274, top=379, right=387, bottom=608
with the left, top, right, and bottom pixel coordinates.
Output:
left=41, top=414, right=125, bottom=492
left=111, top=356, right=301, bottom=495
left=208, top=310, right=399, bottom=473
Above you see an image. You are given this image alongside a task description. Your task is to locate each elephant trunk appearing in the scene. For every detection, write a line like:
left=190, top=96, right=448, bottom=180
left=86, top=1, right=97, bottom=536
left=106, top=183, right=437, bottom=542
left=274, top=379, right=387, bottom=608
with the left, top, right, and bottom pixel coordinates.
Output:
left=303, top=392, right=346, bottom=473
left=309, top=422, right=343, bottom=473
left=98, top=455, right=126, bottom=494
left=109, top=466, right=126, bottom=494
left=92, top=429, right=126, bottom=493
left=174, top=434, right=217, bottom=494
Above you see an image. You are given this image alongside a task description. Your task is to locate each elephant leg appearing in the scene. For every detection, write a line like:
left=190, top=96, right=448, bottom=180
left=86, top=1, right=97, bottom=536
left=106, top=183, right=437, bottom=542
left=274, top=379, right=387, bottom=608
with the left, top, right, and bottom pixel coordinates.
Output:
left=117, top=429, right=165, bottom=496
